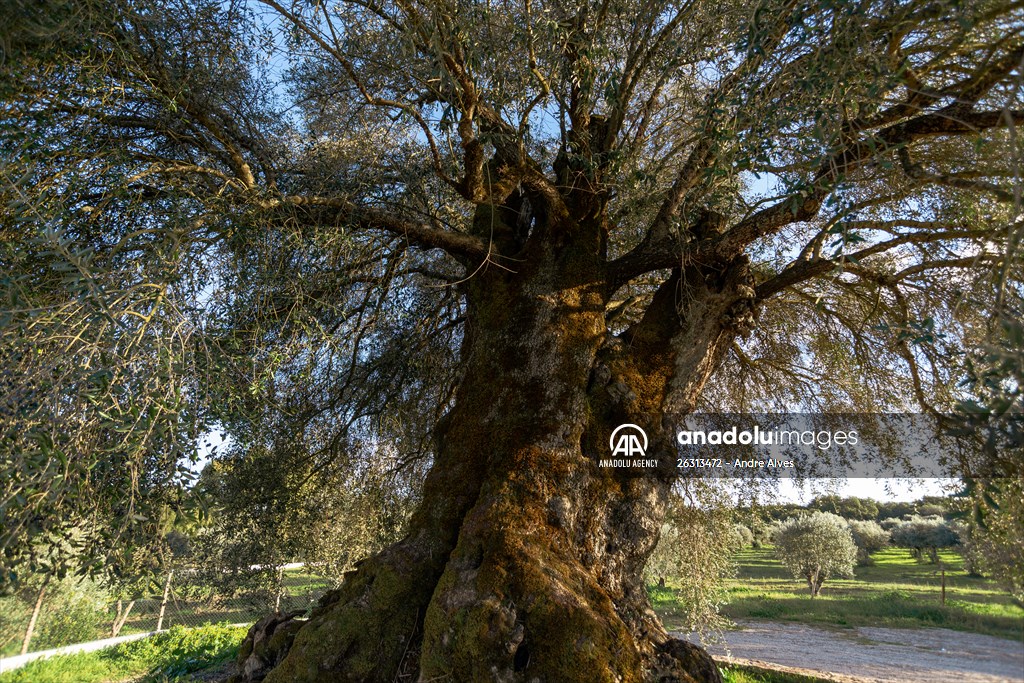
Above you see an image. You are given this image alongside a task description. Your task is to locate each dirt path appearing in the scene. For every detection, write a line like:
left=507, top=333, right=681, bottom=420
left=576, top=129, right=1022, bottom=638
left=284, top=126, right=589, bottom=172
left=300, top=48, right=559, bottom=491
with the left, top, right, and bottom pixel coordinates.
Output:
left=679, top=620, right=1024, bottom=683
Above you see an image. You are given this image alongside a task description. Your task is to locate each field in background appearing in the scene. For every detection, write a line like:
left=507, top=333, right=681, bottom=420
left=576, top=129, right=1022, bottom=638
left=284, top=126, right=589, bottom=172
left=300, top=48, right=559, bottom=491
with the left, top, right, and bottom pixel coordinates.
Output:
left=0, top=569, right=330, bottom=658
left=653, top=547, right=1024, bottom=641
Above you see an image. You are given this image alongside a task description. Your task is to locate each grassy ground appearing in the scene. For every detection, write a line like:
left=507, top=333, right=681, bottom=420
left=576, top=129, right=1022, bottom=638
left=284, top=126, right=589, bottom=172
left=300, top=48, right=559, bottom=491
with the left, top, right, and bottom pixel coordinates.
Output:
left=721, top=665, right=830, bottom=683
left=108, top=569, right=331, bottom=636
left=0, top=624, right=247, bottom=683
left=654, top=546, right=1024, bottom=641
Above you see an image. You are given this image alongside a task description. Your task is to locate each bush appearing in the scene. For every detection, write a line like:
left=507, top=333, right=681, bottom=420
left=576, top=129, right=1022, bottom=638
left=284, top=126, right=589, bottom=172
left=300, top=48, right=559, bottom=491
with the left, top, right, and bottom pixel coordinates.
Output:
left=848, top=520, right=890, bottom=566
left=890, top=516, right=959, bottom=563
left=35, top=579, right=107, bottom=649
left=774, top=512, right=857, bottom=597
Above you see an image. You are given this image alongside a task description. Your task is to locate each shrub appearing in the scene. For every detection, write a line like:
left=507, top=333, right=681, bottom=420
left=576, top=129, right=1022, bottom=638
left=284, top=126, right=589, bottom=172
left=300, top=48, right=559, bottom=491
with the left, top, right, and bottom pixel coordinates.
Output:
left=774, top=512, right=857, bottom=597
left=848, top=520, right=890, bottom=566
left=890, top=516, right=959, bottom=563
left=0, top=575, right=108, bottom=656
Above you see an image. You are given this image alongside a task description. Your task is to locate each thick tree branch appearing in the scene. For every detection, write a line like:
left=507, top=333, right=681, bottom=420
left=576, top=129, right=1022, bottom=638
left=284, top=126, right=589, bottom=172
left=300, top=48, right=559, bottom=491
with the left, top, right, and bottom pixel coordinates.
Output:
left=260, top=196, right=489, bottom=262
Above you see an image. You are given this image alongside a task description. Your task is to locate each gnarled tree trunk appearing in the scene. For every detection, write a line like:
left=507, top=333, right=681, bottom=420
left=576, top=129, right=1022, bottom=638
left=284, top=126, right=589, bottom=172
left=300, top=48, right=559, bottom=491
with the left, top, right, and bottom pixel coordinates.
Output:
left=235, top=207, right=756, bottom=683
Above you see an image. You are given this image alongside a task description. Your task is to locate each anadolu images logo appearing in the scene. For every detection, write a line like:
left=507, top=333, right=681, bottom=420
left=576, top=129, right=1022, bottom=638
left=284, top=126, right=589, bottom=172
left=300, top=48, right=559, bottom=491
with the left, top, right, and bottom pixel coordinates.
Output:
left=609, top=424, right=648, bottom=457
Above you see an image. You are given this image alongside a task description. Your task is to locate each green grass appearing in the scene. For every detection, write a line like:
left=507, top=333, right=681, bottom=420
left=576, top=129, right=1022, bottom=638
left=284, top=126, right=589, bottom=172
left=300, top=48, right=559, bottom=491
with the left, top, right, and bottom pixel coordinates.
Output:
left=0, top=624, right=247, bottom=683
left=721, top=664, right=831, bottom=683
left=654, top=547, right=1024, bottom=641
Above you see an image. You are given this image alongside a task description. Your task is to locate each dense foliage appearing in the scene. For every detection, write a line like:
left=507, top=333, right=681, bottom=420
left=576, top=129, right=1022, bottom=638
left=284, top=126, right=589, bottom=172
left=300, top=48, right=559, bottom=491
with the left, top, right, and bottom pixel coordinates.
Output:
left=644, top=488, right=738, bottom=638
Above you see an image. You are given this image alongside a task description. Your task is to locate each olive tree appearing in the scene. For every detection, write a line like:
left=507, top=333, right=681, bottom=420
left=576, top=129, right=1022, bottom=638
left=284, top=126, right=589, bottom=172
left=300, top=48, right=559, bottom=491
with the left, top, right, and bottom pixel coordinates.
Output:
left=848, top=519, right=890, bottom=565
left=891, top=515, right=960, bottom=563
left=730, top=524, right=754, bottom=550
left=775, top=512, right=857, bottom=597
left=186, top=437, right=417, bottom=606
left=3, top=0, right=1023, bottom=680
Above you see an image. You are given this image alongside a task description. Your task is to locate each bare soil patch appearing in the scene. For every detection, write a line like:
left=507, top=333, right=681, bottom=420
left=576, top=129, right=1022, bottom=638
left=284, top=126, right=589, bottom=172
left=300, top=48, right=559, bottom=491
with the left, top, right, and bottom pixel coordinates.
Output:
left=683, top=620, right=1024, bottom=683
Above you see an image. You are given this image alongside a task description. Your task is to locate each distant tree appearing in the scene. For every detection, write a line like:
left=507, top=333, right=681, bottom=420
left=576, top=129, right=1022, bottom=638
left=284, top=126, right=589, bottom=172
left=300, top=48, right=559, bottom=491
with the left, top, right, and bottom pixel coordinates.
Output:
left=879, top=517, right=903, bottom=530
left=916, top=503, right=947, bottom=518
left=775, top=512, right=857, bottom=597
left=848, top=520, right=891, bottom=566
left=811, top=495, right=879, bottom=520
left=876, top=501, right=919, bottom=521
left=891, top=516, right=960, bottom=563
left=743, top=516, right=772, bottom=549
left=185, top=439, right=416, bottom=607
left=730, top=524, right=754, bottom=550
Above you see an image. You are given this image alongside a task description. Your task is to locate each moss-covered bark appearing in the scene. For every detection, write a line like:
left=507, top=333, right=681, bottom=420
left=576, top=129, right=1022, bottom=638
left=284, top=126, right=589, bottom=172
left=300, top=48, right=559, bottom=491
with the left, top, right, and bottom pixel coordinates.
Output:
left=242, top=208, right=756, bottom=682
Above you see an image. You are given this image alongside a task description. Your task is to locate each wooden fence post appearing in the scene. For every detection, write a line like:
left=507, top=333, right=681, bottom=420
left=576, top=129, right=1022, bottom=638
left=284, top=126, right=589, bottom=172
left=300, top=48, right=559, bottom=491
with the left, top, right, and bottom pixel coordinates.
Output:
left=156, top=570, right=173, bottom=631
left=111, top=599, right=137, bottom=637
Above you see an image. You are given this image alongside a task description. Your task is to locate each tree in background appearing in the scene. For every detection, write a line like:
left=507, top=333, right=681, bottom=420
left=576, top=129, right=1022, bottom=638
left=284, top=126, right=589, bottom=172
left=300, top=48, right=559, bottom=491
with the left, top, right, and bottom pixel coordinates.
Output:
left=731, top=524, right=754, bottom=550
left=810, top=495, right=879, bottom=521
left=847, top=519, right=891, bottom=566
left=643, top=488, right=736, bottom=641
left=2, top=0, right=1023, bottom=679
left=890, top=516, right=960, bottom=563
left=185, top=438, right=417, bottom=608
left=876, top=501, right=920, bottom=521
left=775, top=512, right=857, bottom=597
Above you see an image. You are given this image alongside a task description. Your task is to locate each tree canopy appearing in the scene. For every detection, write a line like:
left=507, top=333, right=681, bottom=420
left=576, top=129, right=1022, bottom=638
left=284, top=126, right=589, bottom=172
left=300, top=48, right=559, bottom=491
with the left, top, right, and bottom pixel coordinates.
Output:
left=2, top=0, right=1022, bottom=679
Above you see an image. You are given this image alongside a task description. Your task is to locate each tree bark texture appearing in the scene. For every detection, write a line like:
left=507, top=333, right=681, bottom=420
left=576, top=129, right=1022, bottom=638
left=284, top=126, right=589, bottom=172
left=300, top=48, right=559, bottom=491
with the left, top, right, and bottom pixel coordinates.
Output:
left=236, top=207, right=758, bottom=683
